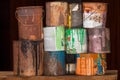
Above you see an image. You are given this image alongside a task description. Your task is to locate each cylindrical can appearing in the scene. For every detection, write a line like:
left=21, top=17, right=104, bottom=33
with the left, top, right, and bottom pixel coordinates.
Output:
left=68, top=3, right=82, bottom=28
left=44, top=51, right=65, bottom=76
left=88, top=28, right=110, bottom=53
left=19, top=40, right=42, bottom=76
left=13, top=41, right=19, bottom=75
left=83, top=2, right=107, bottom=28
left=76, top=54, right=107, bottom=76
left=46, top=2, right=68, bottom=26
left=65, top=28, right=87, bottom=54
left=66, top=54, right=77, bottom=74
left=16, top=6, right=43, bottom=40
left=43, top=26, right=65, bottom=51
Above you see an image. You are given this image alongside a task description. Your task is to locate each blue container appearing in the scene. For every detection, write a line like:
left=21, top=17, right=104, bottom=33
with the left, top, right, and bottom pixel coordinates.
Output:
left=44, top=51, right=65, bottom=76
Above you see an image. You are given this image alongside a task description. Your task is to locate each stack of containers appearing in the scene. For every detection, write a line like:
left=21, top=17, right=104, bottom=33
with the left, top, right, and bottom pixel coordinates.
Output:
left=76, top=2, right=110, bottom=76
left=65, top=1, right=87, bottom=75
left=43, top=1, right=68, bottom=76
left=13, top=6, right=44, bottom=76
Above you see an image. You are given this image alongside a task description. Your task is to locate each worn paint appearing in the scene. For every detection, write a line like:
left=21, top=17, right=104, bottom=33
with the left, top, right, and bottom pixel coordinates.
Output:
left=16, top=6, right=43, bottom=40
left=76, top=54, right=107, bottom=75
left=83, top=2, right=107, bottom=28
left=44, top=26, right=65, bottom=51
left=46, top=2, right=68, bottom=26
left=65, top=28, right=87, bottom=54
left=44, top=51, right=65, bottom=76
left=88, top=28, right=110, bottom=53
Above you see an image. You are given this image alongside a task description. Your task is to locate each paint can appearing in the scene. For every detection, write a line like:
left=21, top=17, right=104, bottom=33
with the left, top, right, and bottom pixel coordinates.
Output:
left=65, top=54, right=77, bottom=74
left=76, top=53, right=107, bottom=76
left=16, top=6, right=43, bottom=40
left=46, top=1, right=68, bottom=26
left=83, top=2, right=107, bottom=28
left=17, top=40, right=43, bottom=76
left=44, top=51, right=65, bottom=76
left=65, top=28, right=87, bottom=54
left=43, top=26, right=65, bottom=51
left=68, top=3, right=83, bottom=28
left=88, top=28, right=110, bottom=53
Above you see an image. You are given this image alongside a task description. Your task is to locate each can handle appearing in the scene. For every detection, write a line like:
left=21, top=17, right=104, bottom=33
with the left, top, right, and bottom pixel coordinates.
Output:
left=15, top=10, right=43, bottom=26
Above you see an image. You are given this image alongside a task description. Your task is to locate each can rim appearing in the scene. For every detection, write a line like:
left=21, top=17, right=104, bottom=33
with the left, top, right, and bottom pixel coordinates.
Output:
left=16, top=6, right=43, bottom=10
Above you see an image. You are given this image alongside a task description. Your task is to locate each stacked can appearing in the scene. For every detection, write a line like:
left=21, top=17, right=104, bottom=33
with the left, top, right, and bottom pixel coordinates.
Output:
left=75, top=2, right=110, bottom=76
left=43, top=1, right=68, bottom=76
left=13, top=6, right=44, bottom=76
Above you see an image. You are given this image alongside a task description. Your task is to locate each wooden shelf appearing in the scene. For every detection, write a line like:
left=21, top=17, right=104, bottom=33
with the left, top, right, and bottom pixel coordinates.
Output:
left=0, top=70, right=118, bottom=80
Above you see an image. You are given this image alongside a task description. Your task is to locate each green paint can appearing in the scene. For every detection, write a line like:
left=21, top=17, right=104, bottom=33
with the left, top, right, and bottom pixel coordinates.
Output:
left=65, top=28, right=87, bottom=54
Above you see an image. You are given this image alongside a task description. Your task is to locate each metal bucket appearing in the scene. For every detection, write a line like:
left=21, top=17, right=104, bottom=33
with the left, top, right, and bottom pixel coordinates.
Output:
left=83, top=2, right=107, bottom=28
left=43, top=26, right=65, bottom=51
left=76, top=54, right=107, bottom=76
left=88, top=28, right=110, bottom=53
left=44, top=51, right=65, bottom=76
left=65, top=28, right=87, bottom=54
left=68, top=3, right=83, bottom=28
left=65, top=54, right=77, bottom=74
left=46, top=2, right=68, bottom=26
left=13, top=40, right=44, bottom=76
left=16, top=6, right=43, bottom=40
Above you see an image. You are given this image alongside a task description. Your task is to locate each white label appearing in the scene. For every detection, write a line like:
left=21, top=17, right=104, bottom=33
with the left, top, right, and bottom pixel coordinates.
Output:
left=83, top=13, right=103, bottom=28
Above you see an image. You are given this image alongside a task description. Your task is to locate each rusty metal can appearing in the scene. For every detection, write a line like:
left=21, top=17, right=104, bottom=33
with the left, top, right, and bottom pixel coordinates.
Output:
left=68, top=3, right=83, bottom=28
left=83, top=2, right=107, bottom=28
left=88, top=28, right=110, bottom=53
left=65, top=28, right=87, bottom=54
left=46, top=1, right=68, bottom=26
left=44, top=51, right=65, bottom=76
left=76, top=54, right=107, bottom=76
left=16, top=6, right=43, bottom=40
left=15, top=40, right=43, bottom=76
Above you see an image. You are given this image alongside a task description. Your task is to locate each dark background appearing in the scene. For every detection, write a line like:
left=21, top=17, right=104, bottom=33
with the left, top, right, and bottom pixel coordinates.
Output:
left=0, top=0, right=120, bottom=79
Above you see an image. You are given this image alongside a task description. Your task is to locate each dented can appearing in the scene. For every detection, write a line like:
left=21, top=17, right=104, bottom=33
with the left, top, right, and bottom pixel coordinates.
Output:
left=65, top=28, right=87, bottom=54
left=83, top=2, right=107, bottom=28
left=43, top=26, right=65, bottom=51
left=46, top=1, right=68, bottom=26
left=44, top=51, right=65, bottom=76
left=88, top=28, right=110, bottom=53
left=76, top=54, right=107, bottom=76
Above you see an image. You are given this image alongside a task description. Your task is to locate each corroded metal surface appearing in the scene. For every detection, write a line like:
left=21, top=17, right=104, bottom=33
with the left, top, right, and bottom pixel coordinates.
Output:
left=16, top=6, right=43, bottom=40
left=88, top=28, right=110, bottom=53
left=44, top=51, right=65, bottom=76
left=46, top=2, right=68, bottom=26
